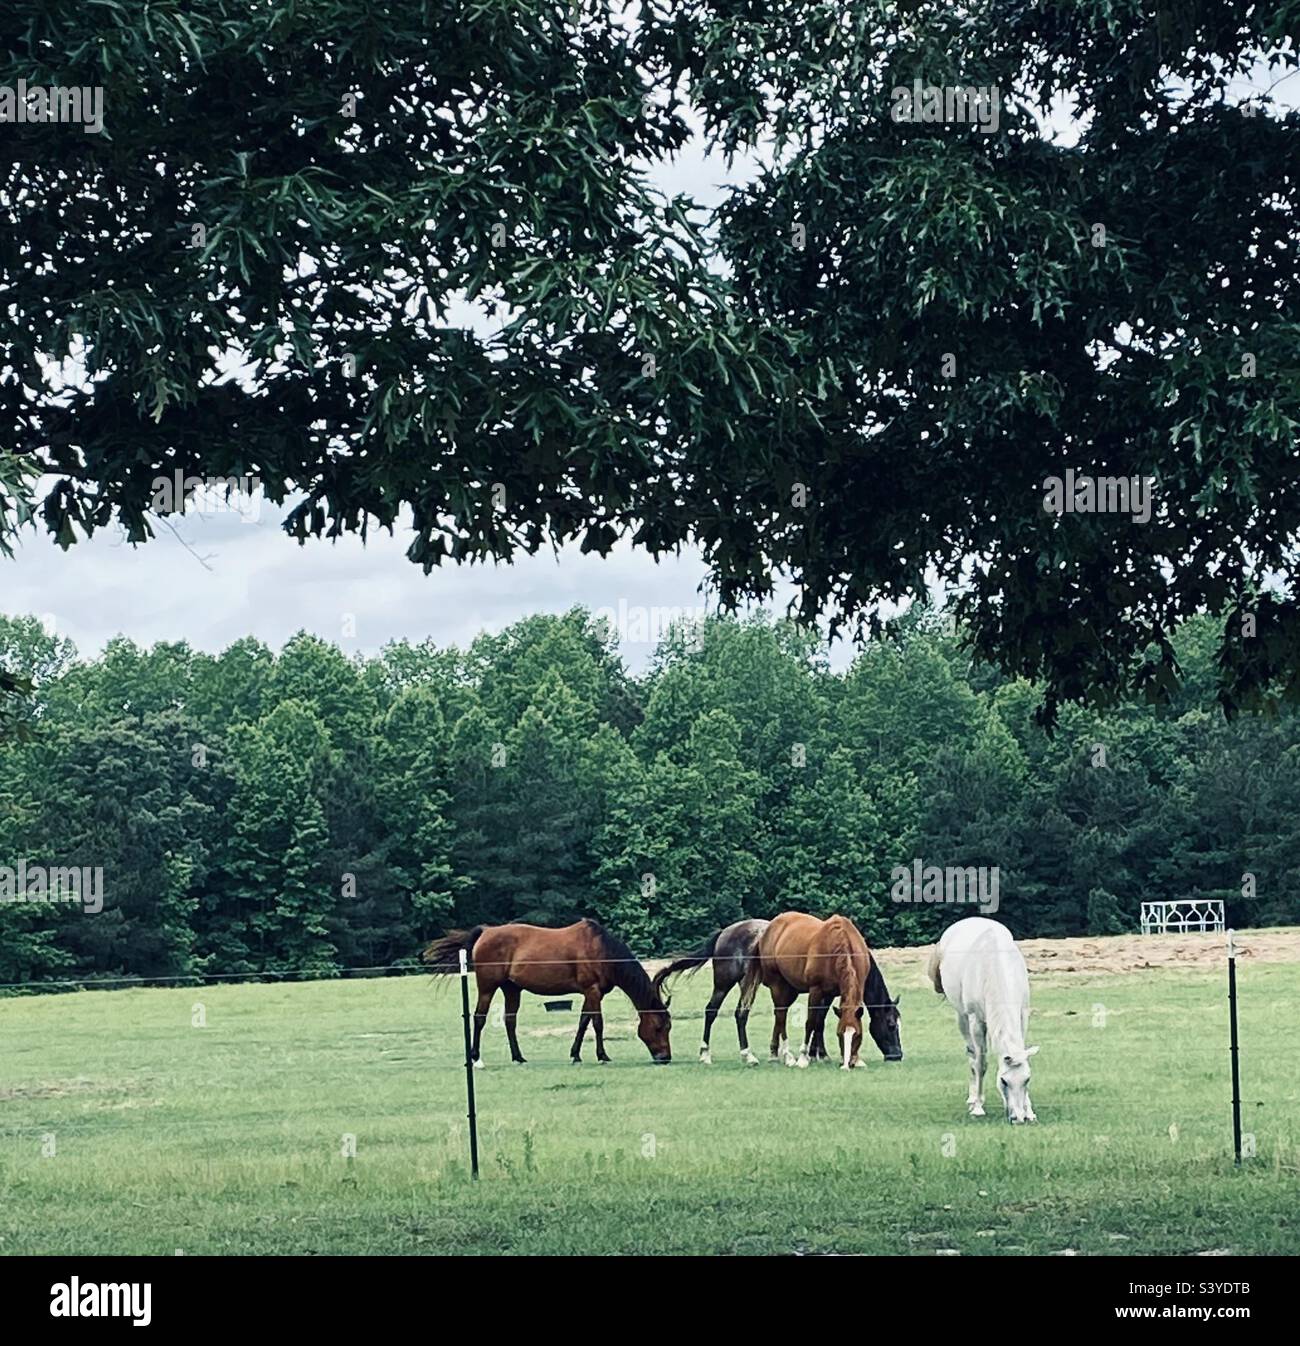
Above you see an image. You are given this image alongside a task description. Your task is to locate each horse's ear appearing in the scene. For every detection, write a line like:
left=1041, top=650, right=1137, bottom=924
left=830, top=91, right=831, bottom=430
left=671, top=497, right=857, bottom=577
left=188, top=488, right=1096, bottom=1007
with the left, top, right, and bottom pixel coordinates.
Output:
left=1026, top=1044, right=1040, bottom=1057
left=893, top=995, right=901, bottom=1006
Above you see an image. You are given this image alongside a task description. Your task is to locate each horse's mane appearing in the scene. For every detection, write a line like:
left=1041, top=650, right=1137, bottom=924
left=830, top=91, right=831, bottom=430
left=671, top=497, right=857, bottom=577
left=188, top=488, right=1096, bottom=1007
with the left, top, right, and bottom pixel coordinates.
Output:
left=587, top=919, right=662, bottom=1011
left=865, top=953, right=892, bottom=1009
left=826, top=916, right=866, bottom=1006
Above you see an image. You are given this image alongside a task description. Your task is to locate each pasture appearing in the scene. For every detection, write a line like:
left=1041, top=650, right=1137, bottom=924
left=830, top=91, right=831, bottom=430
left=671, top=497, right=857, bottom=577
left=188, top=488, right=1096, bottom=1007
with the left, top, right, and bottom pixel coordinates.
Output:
left=2, top=930, right=1298, bottom=1256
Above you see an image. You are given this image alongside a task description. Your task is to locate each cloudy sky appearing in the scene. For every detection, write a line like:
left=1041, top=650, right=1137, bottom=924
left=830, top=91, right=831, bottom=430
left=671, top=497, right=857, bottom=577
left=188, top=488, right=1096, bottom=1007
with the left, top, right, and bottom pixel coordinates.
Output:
left=5, top=500, right=785, bottom=673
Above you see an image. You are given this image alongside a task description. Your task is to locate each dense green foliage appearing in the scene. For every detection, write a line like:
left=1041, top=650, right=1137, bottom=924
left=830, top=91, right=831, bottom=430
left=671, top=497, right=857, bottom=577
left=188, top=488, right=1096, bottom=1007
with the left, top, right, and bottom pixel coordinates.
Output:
left=4, top=958, right=1298, bottom=1253
left=2, top=2, right=1297, bottom=714
left=1, top=607, right=1296, bottom=986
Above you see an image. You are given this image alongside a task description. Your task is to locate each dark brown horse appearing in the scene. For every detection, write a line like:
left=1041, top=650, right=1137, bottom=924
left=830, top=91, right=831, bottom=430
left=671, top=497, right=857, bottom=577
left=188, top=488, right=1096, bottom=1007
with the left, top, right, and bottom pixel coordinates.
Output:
left=652, top=918, right=770, bottom=1064
left=423, top=919, right=672, bottom=1065
left=739, top=911, right=902, bottom=1069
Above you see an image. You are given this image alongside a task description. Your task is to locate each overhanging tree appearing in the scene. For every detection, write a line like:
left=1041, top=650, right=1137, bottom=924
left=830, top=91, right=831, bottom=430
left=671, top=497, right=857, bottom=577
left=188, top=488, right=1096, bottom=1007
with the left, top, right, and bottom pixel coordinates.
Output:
left=2, top=1, right=1298, bottom=717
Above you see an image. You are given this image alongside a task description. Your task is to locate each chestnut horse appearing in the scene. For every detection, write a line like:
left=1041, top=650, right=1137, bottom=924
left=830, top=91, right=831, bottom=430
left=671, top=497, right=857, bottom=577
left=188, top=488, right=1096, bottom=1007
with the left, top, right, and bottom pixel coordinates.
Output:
left=654, top=917, right=904, bottom=1066
left=739, top=911, right=902, bottom=1069
left=423, top=919, right=672, bottom=1065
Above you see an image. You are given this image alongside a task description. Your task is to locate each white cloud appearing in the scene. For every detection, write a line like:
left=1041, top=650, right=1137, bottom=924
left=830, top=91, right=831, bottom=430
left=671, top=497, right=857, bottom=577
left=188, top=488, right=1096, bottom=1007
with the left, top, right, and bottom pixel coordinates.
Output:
left=3, top=499, right=861, bottom=671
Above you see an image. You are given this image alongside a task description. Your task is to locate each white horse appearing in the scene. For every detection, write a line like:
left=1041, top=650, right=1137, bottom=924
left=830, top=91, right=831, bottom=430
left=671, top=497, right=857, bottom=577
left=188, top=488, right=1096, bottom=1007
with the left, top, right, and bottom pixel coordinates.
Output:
left=927, top=917, right=1038, bottom=1123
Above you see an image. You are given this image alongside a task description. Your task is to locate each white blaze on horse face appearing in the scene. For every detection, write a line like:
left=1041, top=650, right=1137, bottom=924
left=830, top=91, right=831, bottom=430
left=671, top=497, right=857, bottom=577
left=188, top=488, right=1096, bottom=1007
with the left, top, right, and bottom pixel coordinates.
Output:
left=842, top=1030, right=854, bottom=1070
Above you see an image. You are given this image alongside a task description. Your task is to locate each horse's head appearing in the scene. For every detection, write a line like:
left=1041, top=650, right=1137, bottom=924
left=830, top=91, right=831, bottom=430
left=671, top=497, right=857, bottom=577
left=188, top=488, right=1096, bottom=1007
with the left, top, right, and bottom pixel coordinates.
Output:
left=637, top=992, right=672, bottom=1064
left=868, top=995, right=903, bottom=1062
left=998, top=1045, right=1039, bottom=1123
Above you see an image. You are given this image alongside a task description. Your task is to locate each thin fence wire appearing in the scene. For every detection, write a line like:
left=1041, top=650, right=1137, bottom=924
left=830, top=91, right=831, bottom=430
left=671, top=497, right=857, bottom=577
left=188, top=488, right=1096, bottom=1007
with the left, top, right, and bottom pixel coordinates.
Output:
left=0, top=936, right=1258, bottom=994
left=3, top=1097, right=1278, bottom=1141
left=2, top=1041, right=1276, bottom=1078
left=0, top=964, right=426, bottom=991
left=2, top=1032, right=1285, bottom=1077
left=3, top=953, right=1281, bottom=1108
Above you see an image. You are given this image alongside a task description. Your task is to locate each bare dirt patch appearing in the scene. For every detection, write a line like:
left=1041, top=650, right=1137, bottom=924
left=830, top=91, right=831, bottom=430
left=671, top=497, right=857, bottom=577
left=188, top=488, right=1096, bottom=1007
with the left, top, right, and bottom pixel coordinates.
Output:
left=0, top=1076, right=147, bottom=1103
left=648, top=926, right=1299, bottom=985
left=879, top=925, right=1298, bottom=982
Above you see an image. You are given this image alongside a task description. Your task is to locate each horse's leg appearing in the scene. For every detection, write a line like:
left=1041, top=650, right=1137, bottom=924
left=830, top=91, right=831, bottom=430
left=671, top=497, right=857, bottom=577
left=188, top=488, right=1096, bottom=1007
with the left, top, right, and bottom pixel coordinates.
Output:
left=821, top=1009, right=839, bottom=1061
left=971, top=1016, right=988, bottom=1112
left=570, top=993, right=593, bottom=1064
left=768, top=982, right=798, bottom=1066
left=471, top=986, right=493, bottom=1068
left=591, top=989, right=611, bottom=1063
left=808, top=1004, right=826, bottom=1060
left=734, top=982, right=759, bottom=1066
left=798, top=989, right=827, bottom=1068
left=960, top=1012, right=987, bottom=1116
left=807, top=991, right=832, bottom=1063
left=699, top=979, right=727, bottom=1065
left=767, top=983, right=782, bottom=1060
left=502, top=983, right=526, bottom=1064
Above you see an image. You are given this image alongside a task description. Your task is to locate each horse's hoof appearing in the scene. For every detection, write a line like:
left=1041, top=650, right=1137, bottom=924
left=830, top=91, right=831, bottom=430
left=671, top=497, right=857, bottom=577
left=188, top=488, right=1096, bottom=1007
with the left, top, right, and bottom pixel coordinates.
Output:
left=570, top=1057, right=582, bottom=1066
left=969, top=1104, right=985, bottom=1117
left=741, top=1052, right=759, bottom=1066
left=784, top=1053, right=797, bottom=1067
left=598, top=1058, right=611, bottom=1065
left=511, top=1058, right=526, bottom=1065
left=699, top=1051, right=712, bottom=1065
left=796, top=1054, right=809, bottom=1069
left=472, top=1059, right=484, bottom=1070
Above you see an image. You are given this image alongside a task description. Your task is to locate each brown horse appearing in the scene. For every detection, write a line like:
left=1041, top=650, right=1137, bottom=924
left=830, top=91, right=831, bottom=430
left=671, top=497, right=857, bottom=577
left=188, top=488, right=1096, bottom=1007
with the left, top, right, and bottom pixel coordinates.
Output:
left=423, top=919, right=672, bottom=1065
left=739, top=911, right=901, bottom=1069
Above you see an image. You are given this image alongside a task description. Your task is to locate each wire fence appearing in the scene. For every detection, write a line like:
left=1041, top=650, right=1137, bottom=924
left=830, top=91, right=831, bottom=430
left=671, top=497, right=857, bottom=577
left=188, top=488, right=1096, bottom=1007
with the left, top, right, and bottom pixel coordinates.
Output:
left=0, top=935, right=1266, bottom=993
left=2, top=932, right=1288, bottom=1171
left=0, top=963, right=427, bottom=992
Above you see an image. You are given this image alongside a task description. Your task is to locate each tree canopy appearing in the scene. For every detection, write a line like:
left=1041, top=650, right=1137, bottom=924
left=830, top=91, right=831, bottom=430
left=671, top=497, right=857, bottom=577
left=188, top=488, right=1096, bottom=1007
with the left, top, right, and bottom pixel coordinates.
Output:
left=2, top=1, right=1298, bottom=717
left=1, top=606, right=1296, bottom=988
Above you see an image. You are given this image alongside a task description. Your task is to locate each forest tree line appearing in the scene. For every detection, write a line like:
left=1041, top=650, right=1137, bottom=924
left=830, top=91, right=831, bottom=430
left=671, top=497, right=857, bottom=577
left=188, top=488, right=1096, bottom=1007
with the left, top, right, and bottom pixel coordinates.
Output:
left=0, top=607, right=1295, bottom=988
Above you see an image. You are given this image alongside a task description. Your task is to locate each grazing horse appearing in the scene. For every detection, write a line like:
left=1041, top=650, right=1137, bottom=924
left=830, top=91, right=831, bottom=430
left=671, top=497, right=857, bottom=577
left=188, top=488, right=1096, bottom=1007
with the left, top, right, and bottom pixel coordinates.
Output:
left=809, top=955, right=903, bottom=1064
left=652, top=919, right=770, bottom=1064
left=739, top=911, right=902, bottom=1069
left=423, top=919, right=672, bottom=1066
left=927, top=916, right=1038, bottom=1123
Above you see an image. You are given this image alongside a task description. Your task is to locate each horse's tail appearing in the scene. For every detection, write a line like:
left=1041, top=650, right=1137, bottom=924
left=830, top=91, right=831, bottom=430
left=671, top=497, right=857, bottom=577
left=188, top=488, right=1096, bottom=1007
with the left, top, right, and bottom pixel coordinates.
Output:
left=737, top=943, right=765, bottom=1011
left=651, top=928, right=723, bottom=998
left=925, top=942, right=944, bottom=994
left=422, top=926, right=486, bottom=974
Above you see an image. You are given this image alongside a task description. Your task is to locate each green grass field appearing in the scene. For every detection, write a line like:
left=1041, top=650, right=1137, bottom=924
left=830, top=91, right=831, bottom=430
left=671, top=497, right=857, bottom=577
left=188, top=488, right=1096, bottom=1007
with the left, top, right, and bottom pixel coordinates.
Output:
left=3, top=941, right=1298, bottom=1255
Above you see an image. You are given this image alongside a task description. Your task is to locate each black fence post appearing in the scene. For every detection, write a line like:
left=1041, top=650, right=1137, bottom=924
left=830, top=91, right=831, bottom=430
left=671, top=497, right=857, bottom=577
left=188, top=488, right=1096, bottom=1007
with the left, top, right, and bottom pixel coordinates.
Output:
left=1227, top=929, right=1242, bottom=1166
left=459, top=948, right=480, bottom=1179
